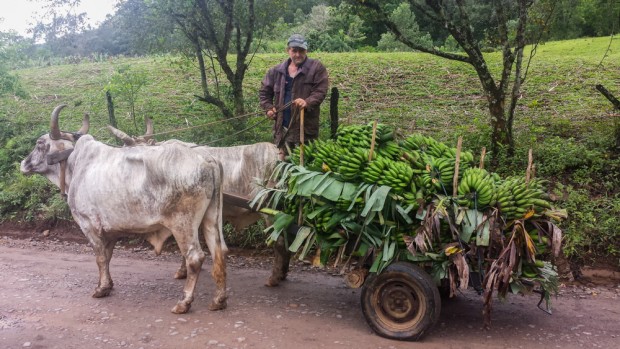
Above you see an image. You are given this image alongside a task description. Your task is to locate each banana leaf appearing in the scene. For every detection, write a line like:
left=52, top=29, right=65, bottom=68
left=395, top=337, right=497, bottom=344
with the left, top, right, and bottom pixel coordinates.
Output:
left=395, top=203, right=415, bottom=224
left=365, top=185, right=392, bottom=215
left=289, top=226, right=313, bottom=253
left=460, top=209, right=481, bottom=243
left=264, top=211, right=294, bottom=244
left=298, top=231, right=316, bottom=261
left=369, top=250, right=383, bottom=273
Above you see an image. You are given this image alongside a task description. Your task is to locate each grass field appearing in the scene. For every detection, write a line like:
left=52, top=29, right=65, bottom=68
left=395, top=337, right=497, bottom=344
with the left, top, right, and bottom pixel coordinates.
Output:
left=1, top=36, right=619, bottom=263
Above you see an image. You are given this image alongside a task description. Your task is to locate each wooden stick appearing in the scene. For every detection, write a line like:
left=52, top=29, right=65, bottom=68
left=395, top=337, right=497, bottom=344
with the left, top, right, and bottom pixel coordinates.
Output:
left=525, top=148, right=533, bottom=184
left=298, top=107, right=306, bottom=226
left=299, top=108, right=305, bottom=167
left=453, top=137, right=462, bottom=197
left=479, top=147, right=486, bottom=169
left=369, top=120, right=378, bottom=161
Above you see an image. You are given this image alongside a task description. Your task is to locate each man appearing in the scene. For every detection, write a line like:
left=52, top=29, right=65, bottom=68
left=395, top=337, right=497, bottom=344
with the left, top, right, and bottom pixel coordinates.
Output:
left=259, top=34, right=329, bottom=160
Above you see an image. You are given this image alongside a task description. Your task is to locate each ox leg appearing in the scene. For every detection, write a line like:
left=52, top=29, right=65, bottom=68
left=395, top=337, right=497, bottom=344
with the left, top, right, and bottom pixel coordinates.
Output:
left=171, top=240, right=205, bottom=314
left=266, top=234, right=291, bottom=287
left=92, top=237, right=117, bottom=298
left=174, top=257, right=188, bottom=279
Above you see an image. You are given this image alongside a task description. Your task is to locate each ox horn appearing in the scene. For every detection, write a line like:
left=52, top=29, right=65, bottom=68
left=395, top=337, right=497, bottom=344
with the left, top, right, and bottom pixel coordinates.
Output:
left=49, top=104, right=67, bottom=140
left=143, top=117, right=153, bottom=142
left=106, top=125, right=136, bottom=146
left=78, top=113, right=90, bottom=135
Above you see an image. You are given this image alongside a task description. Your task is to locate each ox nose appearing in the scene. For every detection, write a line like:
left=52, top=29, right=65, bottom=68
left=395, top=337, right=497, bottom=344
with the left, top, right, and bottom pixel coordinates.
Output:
left=20, top=158, right=33, bottom=175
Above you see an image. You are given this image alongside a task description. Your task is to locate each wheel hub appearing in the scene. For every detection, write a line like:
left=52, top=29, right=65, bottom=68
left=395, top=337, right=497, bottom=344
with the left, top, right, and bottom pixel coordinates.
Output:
left=379, top=282, right=419, bottom=322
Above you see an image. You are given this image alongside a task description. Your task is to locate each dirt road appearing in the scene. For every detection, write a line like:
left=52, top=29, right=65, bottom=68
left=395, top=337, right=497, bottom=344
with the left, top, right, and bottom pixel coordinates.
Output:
left=0, top=236, right=618, bottom=349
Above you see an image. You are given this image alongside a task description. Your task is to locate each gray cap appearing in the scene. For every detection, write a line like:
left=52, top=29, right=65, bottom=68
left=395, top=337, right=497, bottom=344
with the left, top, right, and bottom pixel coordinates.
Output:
left=287, top=34, right=308, bottom=50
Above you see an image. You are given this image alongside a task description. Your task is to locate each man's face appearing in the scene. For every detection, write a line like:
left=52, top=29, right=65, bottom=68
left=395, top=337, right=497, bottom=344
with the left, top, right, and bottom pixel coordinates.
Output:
left=288, top=47, right=307, bottom=66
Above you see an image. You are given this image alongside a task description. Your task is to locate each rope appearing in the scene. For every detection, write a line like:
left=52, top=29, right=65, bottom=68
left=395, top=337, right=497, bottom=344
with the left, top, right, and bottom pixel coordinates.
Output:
left=145, top=101, right=293, bottom=139
left=193, top=116, right=271, bottom=146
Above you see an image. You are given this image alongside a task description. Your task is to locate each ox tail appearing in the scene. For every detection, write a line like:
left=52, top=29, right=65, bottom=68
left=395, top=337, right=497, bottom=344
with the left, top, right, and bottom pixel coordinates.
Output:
left=215, top=160, right=227, bottom=254
left=201, top=159, right=228, bottom=257
left=202, top=160, right=228, bottom=309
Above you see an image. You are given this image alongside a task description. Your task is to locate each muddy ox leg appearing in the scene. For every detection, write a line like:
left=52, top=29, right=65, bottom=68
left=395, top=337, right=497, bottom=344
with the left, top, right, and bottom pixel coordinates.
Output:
left=202, top=207, right=228, bottom=311
left=265, top=234, right=291, bottom=287
left=171, top=239, right=205, bottom=314
left=174, top=257, right=188, bottom=279
left=92, top=237, right=117, bottom=298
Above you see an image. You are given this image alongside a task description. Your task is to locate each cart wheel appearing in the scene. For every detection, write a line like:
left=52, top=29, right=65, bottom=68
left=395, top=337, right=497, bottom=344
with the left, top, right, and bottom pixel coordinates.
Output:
left=361, top=262, right=441, bottom=341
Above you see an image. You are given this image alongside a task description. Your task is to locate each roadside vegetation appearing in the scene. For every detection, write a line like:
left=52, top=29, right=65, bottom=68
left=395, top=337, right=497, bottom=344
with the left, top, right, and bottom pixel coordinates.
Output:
left=0, top=1, right=618, bottom=272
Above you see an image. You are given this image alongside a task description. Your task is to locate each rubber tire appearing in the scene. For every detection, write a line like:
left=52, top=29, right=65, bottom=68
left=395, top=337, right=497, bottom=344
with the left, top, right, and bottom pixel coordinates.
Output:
left=361, top=262, right=441, bottom=341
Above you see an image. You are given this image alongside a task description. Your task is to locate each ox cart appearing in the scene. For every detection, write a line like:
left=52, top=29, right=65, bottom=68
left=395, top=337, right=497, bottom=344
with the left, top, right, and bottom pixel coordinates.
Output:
left=237, top=122, right=564, bottom=342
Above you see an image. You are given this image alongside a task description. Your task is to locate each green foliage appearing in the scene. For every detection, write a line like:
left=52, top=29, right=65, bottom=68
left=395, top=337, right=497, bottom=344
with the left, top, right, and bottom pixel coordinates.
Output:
left=557, top=185, right=620, bottom=260
left=104, top=64, right=148, bottom=133
left=533, top=137, right=600, bottom=176
left=0, top=33, right=27, bottom=98
left=0, top=168, right=70, bottom=222
left=376, top=2, right=433, bottom=52
left=223, top=220, right=269, bottom=249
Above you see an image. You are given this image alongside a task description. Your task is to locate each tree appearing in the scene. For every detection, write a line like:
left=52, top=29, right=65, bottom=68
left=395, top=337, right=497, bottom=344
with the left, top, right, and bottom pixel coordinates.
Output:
left=30, top=0, right=89, bottom=57
left=0, top=30, right=27, bottom=98
left=376, top=2, right=432, bottom=52
left=151, top=0, right=280, bottom=131
left=349, top=0, right=551, bottom=164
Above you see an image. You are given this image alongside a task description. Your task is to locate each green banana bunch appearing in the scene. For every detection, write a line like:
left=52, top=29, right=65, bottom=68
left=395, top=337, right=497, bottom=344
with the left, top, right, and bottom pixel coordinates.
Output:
left=338, top=147, right=372, bottom=181
left=288, top=140, right=321, bottom=170
left=335, top=196, right=364, bottom=211
left=304, top=201, right=335, bottom=233
left=371, top=122, right=395, bottom=144
left=457, top=167, right=496, bottom=208
left=425, top=156, right=456, bottom=192
left=442, top=147, right=476, bottom=169
left=282, top=198, right=300, bottom=216
left=378, top=160, right=414, bottom=194
left=361, top=156, right=390, bottom=184
left=400, top=150, right=426, bottom=171
left=336, top=124, right=373, bottom=149
left=376, top=140, right=401, bottom=160
left=399, top=188, right=422, bottom=209
left=309, top=140, right=343, bottom=172
left=494, top=176, right=552, bottom=220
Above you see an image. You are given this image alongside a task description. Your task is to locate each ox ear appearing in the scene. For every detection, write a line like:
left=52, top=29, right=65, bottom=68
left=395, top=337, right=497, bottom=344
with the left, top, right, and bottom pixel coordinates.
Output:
left=107, top=125, right=136, bottom=146
left=46, top=149, right=74, bottom=165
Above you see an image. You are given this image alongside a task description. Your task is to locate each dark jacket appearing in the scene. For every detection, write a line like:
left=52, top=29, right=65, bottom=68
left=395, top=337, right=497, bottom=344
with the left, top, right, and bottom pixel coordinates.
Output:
left=259, top=57, right=329, bottom=146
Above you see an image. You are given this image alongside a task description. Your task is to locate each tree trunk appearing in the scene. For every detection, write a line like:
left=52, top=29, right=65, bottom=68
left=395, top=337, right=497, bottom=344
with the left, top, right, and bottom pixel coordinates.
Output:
left=489, top=96, right=509, bottom=167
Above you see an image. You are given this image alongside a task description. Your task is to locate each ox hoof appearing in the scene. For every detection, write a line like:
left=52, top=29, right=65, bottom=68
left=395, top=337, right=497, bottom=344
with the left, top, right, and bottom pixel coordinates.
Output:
left=174, top=270, right=187, bottom=279
left=171, top=302, right=191, bottom=314
left=265, top=273, right=287, bottom=287
left=208, top=300, right=227, bottom=311
left=264, top=277, right=281, bottom=287
left=92, top=287, right=112, bottom=298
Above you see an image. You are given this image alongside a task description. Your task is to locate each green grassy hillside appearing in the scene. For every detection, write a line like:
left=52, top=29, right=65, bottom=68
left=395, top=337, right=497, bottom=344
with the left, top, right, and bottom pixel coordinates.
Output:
left=1, top=37, right=619, bottom=265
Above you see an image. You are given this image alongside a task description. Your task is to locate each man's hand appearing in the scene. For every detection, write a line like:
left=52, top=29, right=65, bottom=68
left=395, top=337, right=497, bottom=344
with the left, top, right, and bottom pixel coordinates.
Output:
left=266, top=107, right=277, bottom=120
left=293, top=98, right=307, bottom=109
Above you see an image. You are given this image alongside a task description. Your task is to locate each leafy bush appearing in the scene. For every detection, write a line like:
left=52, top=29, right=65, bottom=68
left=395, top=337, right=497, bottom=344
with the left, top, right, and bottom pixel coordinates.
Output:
left=533, top=136, right=600, bottom=176
left=556, top=184, right=620, bottom=262
left=0, top=168, right=70, bottom=222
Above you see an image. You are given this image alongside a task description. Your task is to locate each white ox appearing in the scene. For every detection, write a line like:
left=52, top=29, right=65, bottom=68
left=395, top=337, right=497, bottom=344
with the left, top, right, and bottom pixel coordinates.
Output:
left=108, top=123, right=291, bottom=286
left=20, top=105, right=228, bottom=313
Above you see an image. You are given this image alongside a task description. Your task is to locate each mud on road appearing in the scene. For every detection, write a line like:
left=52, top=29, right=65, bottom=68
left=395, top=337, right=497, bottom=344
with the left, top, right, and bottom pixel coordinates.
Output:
left=0, top=234, right=619, bottom=349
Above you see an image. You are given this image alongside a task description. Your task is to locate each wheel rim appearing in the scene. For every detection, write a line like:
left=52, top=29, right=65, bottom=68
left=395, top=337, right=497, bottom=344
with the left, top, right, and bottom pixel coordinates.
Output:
left=373, top=278, right=425, bottom=330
